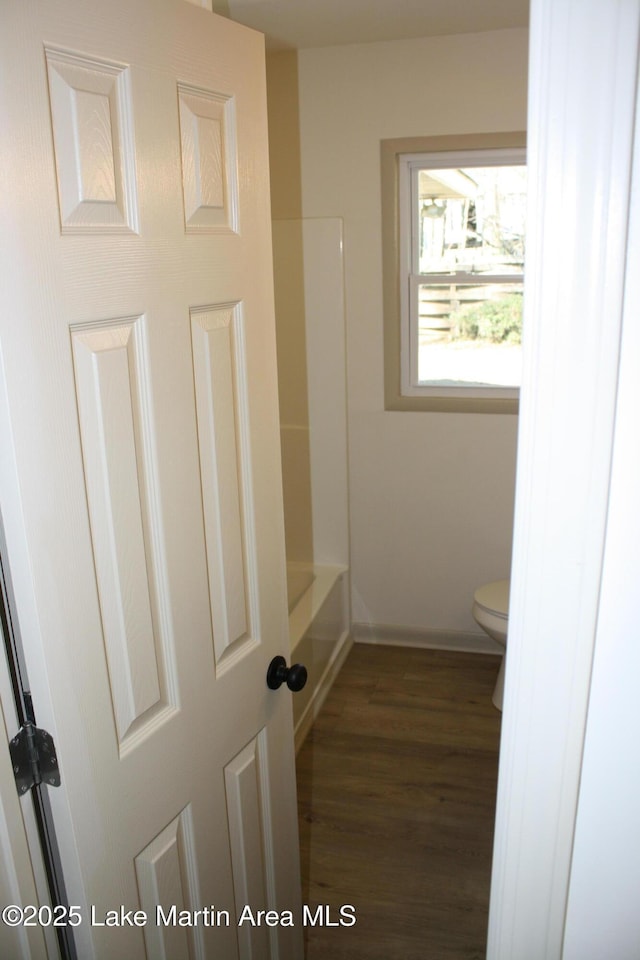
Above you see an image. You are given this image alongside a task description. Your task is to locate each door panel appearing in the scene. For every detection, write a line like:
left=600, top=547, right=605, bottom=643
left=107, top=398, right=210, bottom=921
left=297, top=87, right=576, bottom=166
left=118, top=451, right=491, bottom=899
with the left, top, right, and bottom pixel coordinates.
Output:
left=190, top=301, right=257, bottom=669
left=178, top=83, right=239, bottom=234
left=226, top=731, right=277, bottom=959
left=0, top=1, right=302, bottom=957
left=45, top=46, right=139, bottom=235
left=135, top=805, right=203, bottom=960
left=71, top=317, right=174, bottom=748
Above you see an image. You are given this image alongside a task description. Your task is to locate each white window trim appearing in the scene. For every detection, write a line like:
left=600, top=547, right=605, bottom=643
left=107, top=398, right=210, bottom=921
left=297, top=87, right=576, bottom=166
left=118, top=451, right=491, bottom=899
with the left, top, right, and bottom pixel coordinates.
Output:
left=381, top=132, right=526, bottom=414
left=398, top=146, right=526, bottom=400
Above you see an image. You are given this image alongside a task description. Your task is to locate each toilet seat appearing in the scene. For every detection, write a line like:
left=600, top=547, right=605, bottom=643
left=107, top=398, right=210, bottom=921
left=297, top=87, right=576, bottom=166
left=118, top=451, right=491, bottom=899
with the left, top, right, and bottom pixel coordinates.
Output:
left=473, top=579, right=509, bottom=620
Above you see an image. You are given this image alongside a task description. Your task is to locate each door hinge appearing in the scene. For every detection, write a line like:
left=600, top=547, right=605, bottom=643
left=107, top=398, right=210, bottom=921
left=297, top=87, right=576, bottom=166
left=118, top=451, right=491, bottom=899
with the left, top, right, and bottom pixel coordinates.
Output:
left=10, top=722, right=61, bottom=795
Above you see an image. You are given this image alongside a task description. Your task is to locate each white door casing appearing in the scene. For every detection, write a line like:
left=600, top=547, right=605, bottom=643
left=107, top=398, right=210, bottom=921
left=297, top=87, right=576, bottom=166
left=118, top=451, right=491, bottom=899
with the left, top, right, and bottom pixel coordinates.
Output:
left=0, top=2, right=303, bottom=958
left=488, top=1, right=640, bottom=957
left=561, top=60, right=640, bottom=953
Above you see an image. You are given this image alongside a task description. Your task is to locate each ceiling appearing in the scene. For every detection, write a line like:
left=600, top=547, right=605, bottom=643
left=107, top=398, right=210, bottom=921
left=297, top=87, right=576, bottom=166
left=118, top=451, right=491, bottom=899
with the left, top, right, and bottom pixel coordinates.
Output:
left=212, top=0, right=530, bottom=52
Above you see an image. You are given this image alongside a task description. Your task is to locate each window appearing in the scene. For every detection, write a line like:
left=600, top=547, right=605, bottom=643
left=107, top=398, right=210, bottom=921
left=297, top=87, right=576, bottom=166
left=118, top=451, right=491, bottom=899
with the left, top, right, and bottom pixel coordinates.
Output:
left=382, top=133, right=526, bottom=413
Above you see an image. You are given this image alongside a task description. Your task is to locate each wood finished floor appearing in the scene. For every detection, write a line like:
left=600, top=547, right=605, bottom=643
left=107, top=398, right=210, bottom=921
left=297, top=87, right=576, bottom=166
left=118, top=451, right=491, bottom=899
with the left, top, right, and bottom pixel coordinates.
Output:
left=296, top=644, right=502, bottom=960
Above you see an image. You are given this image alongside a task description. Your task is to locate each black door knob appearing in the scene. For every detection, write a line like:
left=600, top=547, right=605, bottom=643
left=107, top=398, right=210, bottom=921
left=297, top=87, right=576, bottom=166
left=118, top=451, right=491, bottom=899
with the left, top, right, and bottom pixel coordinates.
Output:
left=266, top=655, right=308, bottom=692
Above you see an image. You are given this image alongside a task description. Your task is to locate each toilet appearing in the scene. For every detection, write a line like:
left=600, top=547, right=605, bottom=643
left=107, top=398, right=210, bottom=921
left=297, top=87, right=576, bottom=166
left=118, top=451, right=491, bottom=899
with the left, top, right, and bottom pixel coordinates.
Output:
left=472, top=579, right=510, bottom=710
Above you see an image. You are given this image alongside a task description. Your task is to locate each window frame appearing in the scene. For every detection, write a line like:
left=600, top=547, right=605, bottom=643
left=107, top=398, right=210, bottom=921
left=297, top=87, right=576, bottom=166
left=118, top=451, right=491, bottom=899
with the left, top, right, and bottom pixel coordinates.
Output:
left=381, top=132, right=526, bottom=413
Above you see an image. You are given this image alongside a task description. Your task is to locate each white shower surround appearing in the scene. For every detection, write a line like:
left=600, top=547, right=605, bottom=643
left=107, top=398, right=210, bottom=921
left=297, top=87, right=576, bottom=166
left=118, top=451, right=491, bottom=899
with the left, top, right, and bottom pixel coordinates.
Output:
left=274, top=217, right=352, bottom=749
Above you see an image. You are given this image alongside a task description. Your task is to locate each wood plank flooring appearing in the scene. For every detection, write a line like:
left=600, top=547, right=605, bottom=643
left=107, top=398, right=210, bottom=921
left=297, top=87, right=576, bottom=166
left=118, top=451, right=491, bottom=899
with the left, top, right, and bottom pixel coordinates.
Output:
left=295, top=644, right=502, bottom=960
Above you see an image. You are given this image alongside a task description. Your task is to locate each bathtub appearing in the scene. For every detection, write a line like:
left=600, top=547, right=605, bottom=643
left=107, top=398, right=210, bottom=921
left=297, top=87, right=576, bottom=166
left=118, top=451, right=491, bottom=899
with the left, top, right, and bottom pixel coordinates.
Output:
left=286, top=563, right=352, bottom=752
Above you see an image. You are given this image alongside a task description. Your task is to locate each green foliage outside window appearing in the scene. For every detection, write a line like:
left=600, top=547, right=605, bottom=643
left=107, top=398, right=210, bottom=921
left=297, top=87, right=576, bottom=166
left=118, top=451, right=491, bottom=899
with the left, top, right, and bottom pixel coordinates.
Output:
left=449, top=292, right=523, bottom=344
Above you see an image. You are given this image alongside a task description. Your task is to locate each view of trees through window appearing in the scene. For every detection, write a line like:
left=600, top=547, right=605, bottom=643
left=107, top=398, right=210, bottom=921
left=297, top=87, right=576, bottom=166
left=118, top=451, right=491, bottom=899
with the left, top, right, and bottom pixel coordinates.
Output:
left=415, top=163, right=527, bottom=387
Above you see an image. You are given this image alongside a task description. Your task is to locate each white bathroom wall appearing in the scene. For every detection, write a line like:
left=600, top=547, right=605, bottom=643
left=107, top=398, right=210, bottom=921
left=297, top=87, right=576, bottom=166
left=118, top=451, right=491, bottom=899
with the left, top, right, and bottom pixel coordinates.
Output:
left=296, top=30, right=527, bottom=633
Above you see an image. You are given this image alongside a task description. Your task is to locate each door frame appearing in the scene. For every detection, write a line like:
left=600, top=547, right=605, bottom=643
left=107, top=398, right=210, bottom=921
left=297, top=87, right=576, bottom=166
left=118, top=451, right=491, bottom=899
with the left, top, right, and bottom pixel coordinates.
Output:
left=488, top=0, right=640, bottom=956
left=4, top=0, right=638, bottom=955
left=0, top=558, right=52, bottom=960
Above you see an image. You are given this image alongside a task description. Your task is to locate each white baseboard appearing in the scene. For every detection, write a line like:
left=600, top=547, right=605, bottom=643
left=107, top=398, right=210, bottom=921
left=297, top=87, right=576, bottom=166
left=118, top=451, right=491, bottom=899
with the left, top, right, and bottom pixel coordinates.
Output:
left=352, top=621, right=502, bottom=656
left=294, top=629, right=353, bottom=754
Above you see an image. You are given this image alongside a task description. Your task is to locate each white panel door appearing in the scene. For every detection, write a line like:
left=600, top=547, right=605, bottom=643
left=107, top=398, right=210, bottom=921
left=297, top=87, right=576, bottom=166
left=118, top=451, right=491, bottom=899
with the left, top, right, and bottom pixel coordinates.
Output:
left=0, top=1, right=303, bottom=958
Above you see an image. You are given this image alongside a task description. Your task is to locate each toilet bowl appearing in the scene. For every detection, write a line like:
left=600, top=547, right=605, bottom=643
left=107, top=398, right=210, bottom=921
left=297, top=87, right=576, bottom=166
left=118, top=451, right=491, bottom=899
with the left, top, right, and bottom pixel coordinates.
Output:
left=472, top=579, right=510, bottom=710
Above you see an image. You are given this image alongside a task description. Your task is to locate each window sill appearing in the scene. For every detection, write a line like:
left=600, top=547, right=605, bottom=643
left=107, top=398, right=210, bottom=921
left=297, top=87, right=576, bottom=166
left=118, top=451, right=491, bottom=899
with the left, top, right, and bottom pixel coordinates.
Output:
left=384, top=392, right=519, bottom=414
